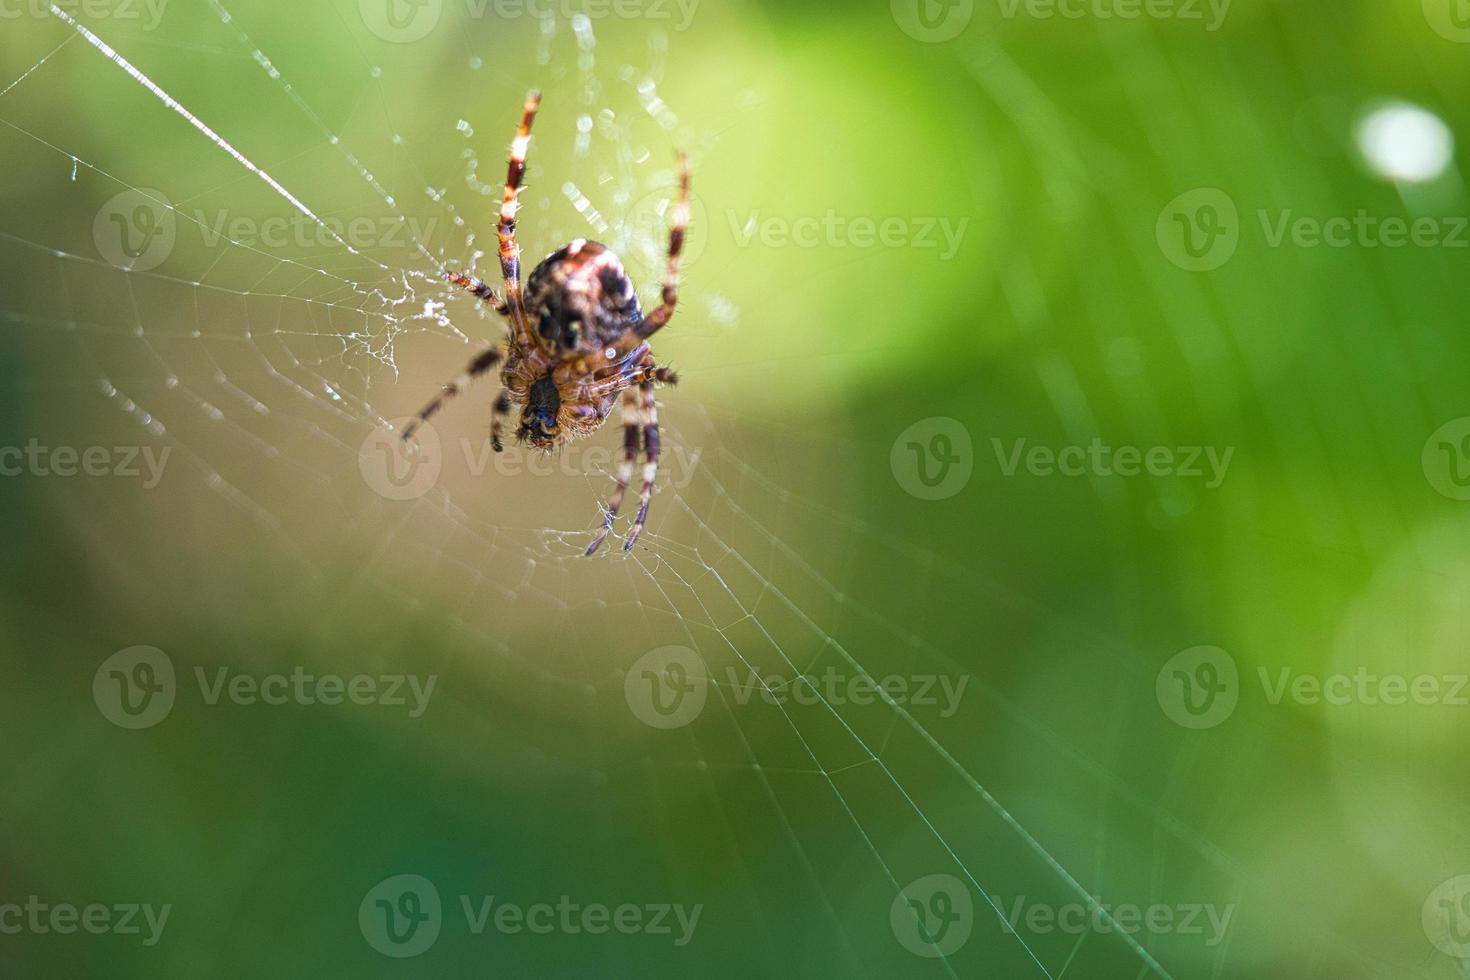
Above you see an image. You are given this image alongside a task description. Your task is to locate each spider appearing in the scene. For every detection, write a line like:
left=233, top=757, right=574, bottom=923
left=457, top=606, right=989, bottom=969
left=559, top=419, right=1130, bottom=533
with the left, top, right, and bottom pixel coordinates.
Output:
left=402, top=91, right=690, bottom=555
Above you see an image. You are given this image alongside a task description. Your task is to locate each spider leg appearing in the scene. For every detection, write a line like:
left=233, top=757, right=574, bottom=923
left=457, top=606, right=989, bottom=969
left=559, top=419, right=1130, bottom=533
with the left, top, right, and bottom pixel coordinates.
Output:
left=633, top=153, right=690, bottom=340
left=584, top=385, right=643, bottom=556
left=490, top=391, right=511, bottom=453
left=498, top=90, right=541, bottom=338
left=445, top=271, right=510, bottom=317
left=624, top=381, right=661, bottom=551
left=401, top=346, right=503, bottom=442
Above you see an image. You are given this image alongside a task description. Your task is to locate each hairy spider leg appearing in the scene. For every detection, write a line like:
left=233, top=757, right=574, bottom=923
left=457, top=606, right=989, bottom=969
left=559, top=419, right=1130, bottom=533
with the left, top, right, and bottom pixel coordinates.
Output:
left=499, top=90, right=541, bottom=338
left=585, top=385, right=643, bottom=555
left=624, top=381, right=662, bottom=551
left=634, top=152, right=690, bottom=339
left=401, top=346, right=503, bottom=443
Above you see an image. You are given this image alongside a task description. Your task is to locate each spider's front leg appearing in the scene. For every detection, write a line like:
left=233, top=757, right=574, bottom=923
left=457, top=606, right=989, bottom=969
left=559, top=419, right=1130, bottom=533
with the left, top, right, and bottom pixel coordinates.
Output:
left=401, top=346, right=504, bottom=443
left=634, top=152, right=690, bottom=340
left=497, top=90, right=541, bottom=337
left=624, top=381, right=663, bottom=551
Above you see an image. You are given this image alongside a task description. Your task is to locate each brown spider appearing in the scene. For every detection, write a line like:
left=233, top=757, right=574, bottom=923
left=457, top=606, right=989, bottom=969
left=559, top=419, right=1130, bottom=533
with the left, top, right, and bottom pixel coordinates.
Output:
left=402, top=91, right=690, bottom=555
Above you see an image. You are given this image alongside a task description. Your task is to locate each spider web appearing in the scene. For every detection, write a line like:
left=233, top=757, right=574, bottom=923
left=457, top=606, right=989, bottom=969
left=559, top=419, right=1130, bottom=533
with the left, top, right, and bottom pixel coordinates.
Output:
left=0, top=5, right=1424, bottom=978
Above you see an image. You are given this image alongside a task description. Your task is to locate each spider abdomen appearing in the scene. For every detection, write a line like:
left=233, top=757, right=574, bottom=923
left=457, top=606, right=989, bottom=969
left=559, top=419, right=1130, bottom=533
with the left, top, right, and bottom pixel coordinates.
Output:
left=525, top=239, right=642, bottom=354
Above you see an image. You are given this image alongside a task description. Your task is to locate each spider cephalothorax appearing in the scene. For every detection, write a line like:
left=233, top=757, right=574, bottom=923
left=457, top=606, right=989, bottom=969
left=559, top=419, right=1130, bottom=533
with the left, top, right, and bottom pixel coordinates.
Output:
left=401, top=91, right=689, bottom=554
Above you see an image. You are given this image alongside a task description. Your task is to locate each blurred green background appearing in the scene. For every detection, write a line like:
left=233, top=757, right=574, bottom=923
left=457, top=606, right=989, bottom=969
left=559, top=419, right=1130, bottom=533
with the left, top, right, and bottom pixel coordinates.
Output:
left=2, top=0, right=1469, bottom=976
